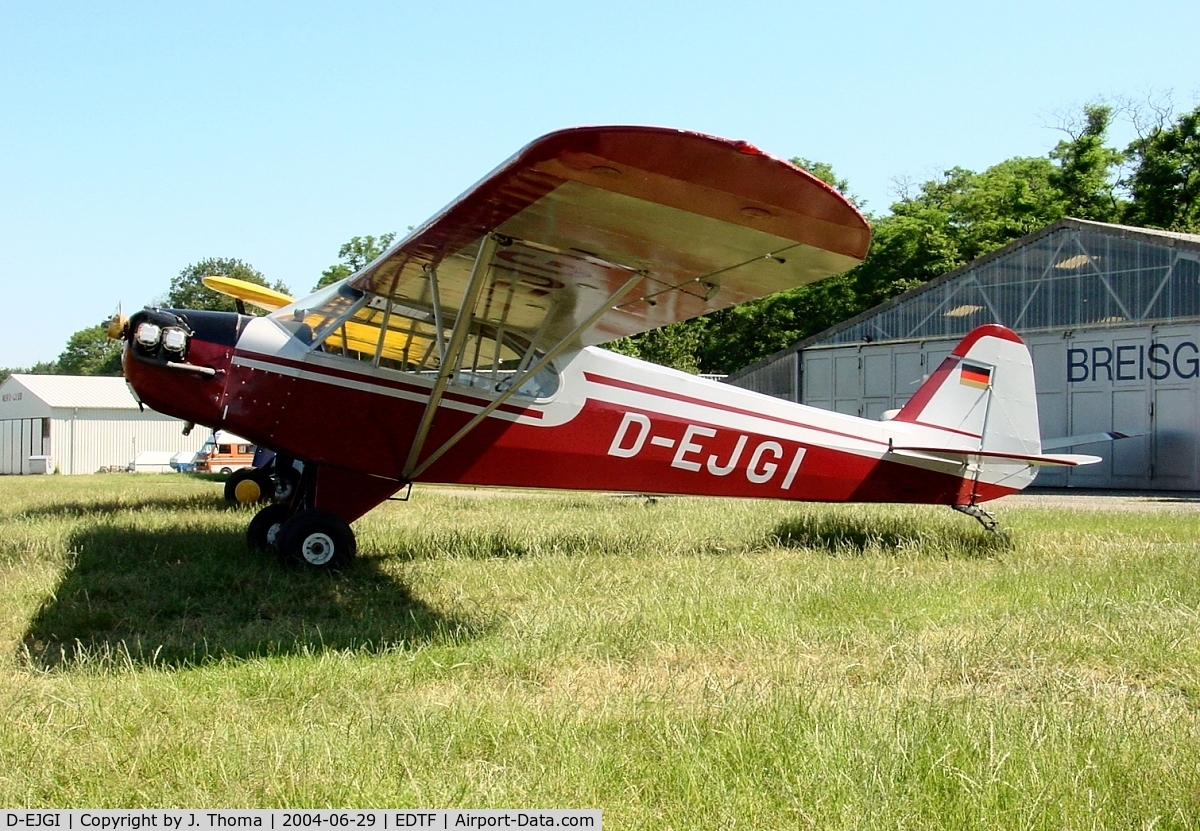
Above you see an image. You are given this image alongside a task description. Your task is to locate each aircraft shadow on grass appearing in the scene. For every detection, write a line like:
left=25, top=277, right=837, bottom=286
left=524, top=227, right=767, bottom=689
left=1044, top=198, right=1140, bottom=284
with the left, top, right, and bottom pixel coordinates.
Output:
left=11, top=495, right=227, bottom=521
left=768, top=512, right=1011, bottom=558
left=21, top=524, right=485, bottom=671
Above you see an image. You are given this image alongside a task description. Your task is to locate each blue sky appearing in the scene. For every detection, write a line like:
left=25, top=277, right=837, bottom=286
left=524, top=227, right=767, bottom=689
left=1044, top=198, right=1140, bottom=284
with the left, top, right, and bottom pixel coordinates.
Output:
left=1, top=0, right=1197, bottom=368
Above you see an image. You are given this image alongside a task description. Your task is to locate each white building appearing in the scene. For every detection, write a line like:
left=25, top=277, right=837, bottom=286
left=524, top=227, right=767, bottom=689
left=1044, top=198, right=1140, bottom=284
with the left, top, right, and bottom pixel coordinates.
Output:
left=0, top=374, right=208, bottom=475
left=728, top=219, right=1200, bottom=490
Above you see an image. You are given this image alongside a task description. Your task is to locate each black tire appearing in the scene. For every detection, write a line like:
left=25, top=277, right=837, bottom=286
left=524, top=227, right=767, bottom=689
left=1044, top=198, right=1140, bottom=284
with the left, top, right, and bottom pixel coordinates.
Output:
left=224, top=468, right=271, bottom=504
left=277, top=509, right=356, bottom=571
left=219, top=467, right=234, bottom=476
left=272, top=464, right=301, bottom=502
left=247, top=503, right=293, bottom=552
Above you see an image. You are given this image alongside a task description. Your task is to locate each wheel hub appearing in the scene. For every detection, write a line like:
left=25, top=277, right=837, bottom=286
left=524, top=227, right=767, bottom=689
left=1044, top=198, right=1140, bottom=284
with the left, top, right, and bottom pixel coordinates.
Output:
left=234, top=478, right=262, bottom=503
left=300, top=532, right=336, bottom=565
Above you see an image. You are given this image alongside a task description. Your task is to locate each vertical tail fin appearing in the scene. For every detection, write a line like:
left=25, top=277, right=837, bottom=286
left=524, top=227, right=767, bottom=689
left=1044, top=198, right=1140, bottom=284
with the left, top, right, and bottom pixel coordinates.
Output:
left=893, top=324, right=1040, bottom=458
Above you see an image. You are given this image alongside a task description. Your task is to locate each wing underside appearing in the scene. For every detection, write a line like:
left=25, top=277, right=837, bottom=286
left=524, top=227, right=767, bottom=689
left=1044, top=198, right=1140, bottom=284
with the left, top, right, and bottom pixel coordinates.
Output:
left=348, top=126, right=871, bottom=351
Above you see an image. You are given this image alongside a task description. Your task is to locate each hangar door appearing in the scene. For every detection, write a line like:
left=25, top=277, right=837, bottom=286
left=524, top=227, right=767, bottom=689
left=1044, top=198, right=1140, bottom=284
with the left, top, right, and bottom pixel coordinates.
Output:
left=803, top=324, right=1200, bottom=490
left=0, top=418, right=50, bottom=475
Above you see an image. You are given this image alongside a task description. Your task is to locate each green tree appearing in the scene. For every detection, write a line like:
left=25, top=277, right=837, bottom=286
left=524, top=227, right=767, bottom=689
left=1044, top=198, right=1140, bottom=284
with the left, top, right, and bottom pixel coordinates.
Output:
left=953, top=157, right=1069, bottom=256
left=55, top=323, right=123, bottom=376
left=1048, top=103, right=1123, bottom=221
left=849, top=156, right=1069, bottom=313
left=314, top=233, right=397, bottom=290
left=790, top=157, right=865, bottom=210
left=1124, top=105, right=1200, bottom=232
left=695, top=274, right=860, bottom=374
left=696, top=152, right=1075, bottom=374
left=165, top=258, right=290, bottom=314
left=607, top=320, right=705, bottom=374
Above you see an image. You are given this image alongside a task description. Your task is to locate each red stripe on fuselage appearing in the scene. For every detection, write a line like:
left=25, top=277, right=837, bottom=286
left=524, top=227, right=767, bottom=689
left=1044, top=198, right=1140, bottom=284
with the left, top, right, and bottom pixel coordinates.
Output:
left=903, top=420, right=981, bottom=439
left=582, top=371, right=891, bottom=449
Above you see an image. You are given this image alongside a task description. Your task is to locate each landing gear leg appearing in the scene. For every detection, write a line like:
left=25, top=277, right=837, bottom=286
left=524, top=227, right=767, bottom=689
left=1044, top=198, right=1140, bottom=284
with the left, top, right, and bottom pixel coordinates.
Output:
left=245, top=456, right=309, bottom=552
left=952, top=503, right=1004, bottom=536
left=244, top=461, right=358, bottom=570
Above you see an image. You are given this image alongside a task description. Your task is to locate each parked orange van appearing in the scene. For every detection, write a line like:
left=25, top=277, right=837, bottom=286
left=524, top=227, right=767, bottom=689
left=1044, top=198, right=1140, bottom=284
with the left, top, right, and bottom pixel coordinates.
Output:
left=194, top=431, right=256, bottom=474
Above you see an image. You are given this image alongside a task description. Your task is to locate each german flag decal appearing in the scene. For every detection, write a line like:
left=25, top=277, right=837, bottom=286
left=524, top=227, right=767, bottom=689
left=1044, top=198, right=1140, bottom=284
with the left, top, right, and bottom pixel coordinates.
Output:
left=960, top=362, right=992, bottom=389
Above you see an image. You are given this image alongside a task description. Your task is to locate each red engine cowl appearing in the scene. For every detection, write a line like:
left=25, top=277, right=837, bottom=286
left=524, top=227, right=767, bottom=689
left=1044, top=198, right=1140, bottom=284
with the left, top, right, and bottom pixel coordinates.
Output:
left=122, top=308, right=247, bottom=430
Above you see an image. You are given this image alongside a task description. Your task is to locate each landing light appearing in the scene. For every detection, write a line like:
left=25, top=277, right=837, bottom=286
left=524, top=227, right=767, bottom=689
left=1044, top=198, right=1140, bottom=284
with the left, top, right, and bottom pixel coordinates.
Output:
left=161, top=327, right=188, bottom=353
left=135, top=322, right=162, bottom=348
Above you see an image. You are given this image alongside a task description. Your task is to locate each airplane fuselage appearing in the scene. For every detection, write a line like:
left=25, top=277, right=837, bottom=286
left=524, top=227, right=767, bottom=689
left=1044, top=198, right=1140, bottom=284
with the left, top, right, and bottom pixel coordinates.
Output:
left=124, top=311, right=1028, bottom=523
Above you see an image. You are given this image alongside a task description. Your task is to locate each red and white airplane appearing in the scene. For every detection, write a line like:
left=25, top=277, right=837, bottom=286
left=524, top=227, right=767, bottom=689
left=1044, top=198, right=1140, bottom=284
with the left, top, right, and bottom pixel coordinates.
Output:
left=114, top=126, right=1099, bottom=569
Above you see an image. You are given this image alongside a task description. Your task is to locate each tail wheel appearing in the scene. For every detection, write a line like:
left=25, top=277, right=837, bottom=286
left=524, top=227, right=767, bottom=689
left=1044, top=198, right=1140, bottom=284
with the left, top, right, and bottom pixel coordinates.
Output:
left=247, top=503, right=293, bottom=551
left=277, top=509, right=356, bottom=571
left=225, top=468, right=272, bottom=504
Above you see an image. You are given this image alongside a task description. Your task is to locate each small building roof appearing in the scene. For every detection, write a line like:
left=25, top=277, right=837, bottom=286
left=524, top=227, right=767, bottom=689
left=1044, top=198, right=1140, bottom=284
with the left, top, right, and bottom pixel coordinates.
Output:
left=3, top=374, right=140, bottom=409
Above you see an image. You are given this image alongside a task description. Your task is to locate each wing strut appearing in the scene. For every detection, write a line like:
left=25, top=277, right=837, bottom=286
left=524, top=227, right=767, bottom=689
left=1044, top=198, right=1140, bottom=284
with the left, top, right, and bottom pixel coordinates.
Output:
left=427, top=266, right=447, bottom=365
left=405, top=269, right=646, bottom=482
left=371, top=264, right=404, bottom=368
left=403, top=234, right=500, bottom=478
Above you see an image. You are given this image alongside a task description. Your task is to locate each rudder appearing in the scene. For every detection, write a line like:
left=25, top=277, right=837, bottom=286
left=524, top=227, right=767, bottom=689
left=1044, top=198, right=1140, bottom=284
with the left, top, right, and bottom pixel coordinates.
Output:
left=893, top=324, right=1040, bottom=458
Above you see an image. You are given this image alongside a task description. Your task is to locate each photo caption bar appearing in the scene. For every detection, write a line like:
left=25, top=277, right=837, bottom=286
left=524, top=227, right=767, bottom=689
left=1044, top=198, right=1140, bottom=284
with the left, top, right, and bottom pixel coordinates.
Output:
left=1, top=811, right=600, bottom=831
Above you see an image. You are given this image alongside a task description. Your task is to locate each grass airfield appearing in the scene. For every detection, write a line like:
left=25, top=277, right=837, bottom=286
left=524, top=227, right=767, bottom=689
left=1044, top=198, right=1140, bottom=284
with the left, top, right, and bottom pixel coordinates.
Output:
left=0, top=474, right=1198, bottom=828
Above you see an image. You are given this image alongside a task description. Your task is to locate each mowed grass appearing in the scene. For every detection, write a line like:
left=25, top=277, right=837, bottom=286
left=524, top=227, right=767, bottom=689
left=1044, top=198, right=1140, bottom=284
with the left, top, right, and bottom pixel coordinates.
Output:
left=0, top=475, right=1198, bottom=827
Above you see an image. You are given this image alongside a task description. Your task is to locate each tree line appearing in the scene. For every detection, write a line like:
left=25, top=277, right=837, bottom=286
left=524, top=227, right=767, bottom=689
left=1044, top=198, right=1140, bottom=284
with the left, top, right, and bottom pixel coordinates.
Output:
left=0, top=236, right=396, bottom=384
left=5, top=100, right=1197, bottom=384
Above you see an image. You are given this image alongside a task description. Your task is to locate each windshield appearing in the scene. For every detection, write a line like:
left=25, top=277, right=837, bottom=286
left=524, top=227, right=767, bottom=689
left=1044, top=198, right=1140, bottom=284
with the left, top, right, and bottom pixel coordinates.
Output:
left=275, top=283, right=559, bottom=400
left=269, top=282, right=366, bottom=346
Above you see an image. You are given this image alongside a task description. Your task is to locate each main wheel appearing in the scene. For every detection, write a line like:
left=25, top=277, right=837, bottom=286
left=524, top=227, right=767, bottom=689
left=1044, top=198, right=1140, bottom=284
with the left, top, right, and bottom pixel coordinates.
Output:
left=277, top=509, right=356, bottom=571
left=224, top=468, right=272, bottom=504
left=247, top=503, right=292, bottom=552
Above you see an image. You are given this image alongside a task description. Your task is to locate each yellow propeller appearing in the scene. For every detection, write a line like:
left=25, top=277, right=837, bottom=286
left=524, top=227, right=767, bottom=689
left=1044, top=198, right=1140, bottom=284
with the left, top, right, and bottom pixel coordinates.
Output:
left=106, top=305, right=127, bottom=340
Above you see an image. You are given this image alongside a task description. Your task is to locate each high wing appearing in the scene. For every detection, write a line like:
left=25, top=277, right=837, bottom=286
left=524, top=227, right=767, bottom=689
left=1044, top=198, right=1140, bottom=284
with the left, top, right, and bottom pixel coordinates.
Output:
left=348, top=126, right=870, bottom=351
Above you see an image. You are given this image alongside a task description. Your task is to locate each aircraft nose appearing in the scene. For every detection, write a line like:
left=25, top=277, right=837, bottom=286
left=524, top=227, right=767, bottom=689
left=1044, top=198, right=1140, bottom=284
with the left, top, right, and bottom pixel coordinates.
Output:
left=121, top=307, right=245, bottom=428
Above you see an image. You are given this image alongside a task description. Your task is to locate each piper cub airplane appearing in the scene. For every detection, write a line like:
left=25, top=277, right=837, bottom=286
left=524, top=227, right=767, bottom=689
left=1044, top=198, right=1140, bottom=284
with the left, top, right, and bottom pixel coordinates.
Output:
left=113, top=126, right=1100, bottom=570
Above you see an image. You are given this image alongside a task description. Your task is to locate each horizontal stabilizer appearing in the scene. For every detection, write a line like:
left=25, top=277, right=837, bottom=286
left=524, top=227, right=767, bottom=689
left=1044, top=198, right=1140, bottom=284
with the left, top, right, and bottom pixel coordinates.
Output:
left=891, top=446, right=1102, bottom=467
left=1041, top=431, right=1137, bottom=450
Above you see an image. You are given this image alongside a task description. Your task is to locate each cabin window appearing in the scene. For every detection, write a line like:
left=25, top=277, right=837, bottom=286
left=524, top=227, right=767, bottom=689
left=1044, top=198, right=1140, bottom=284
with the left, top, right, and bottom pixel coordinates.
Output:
left=287, top=284, right=558, bottom=400
left=271, top=283, right=367, bottom=346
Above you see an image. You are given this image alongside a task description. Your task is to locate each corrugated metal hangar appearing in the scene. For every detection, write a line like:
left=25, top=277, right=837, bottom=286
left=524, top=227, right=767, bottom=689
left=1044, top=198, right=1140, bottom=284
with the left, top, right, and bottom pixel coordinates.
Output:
left=0, top=374, right=207, bottom=475
left=728, top=219, right=1200, bottom=490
